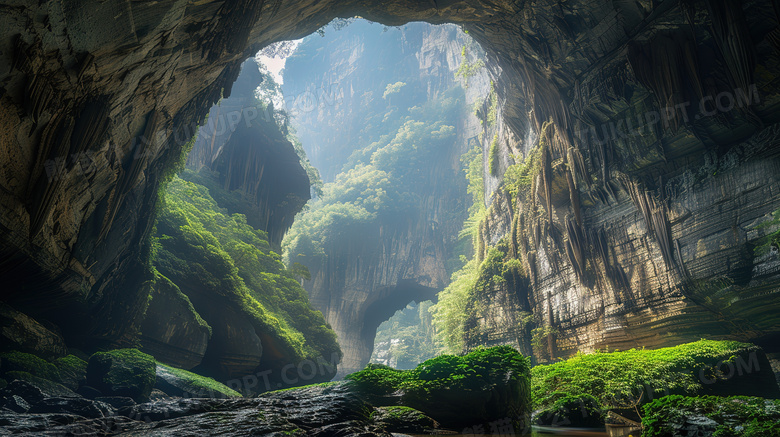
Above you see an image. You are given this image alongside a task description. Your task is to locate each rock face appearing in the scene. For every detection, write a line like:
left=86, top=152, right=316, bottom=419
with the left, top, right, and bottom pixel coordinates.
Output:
left=467, top=0, right=780, bottom=363
left=139, top=275, right=211, bottom=370
left=0, top=0, right=778, bottom=375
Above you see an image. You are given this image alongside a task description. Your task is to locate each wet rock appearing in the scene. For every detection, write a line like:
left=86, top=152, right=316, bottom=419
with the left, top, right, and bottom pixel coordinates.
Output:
left=76, top=385, right=103, bottom=399
left=86, top=349, right=156, bottom=402
left=2, top=394, right=31, bottom=413
left=28, top=396, right=113, bottom=419
left=95, top=396, right=136, bottom=409
left=2, top=374, right=77, bottom=399
left=0, top=304, right=67, bottom=360
left=140, top=275, right=211, bottom=370
left=154, top=362, right=241, bottom=399
left=371, top=406, right=438, bottom=433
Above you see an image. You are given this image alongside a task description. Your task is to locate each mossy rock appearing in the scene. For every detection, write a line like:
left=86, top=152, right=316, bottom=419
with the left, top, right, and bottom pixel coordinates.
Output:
left=642, top=395, right=780, bottom=437
left=371, top=406, right=438, bottom=433
left=0, top=351, right=61, bottom=382
left=86, top=349, right=156, bottom=402
left=155, top=363, right=242, bottom=399
left=347, top=345, right=531, bottom=430
left=4, top=371, right=77, bottom=398
left=531, top=339, right=780, bottom=425
left=532, top=394, right=604, bottom=428
left=54, top=355, right=87, bottom=391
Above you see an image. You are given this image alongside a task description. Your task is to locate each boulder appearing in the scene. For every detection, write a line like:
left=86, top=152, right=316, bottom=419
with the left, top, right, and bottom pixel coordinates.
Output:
left=28, top=397, right=113, bottom=418
left=53, top=354, right=87, bottom=391
left=86, top=349, right=156, bottom=402
left=2, top=373, right=77, bottom=398
left=155, top=362, right=241, bottom=399
left=371, top=406, right=438, bottom=433
left=0, top=351, right=61, bottom=382
left=532, top=394, right=604, bottom=428
left=140, top=274, right=211, bottom=370
left=0, top=304, right=67, bottom=360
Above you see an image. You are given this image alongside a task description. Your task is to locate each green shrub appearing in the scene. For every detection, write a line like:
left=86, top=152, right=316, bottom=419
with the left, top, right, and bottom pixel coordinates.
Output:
left=531, top=340, right=773, bottom=414
left=347, top=346, right=531, bottom=429
left=0, top=351, right=61, bottom=382
left=488, top=135, right=500, bottom=176
left=642, top=395, right=780, bottom=437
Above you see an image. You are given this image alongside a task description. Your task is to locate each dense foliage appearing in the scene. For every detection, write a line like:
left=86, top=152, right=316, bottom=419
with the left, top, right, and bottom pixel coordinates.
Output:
left=642, top=395, right=780, bottom=437
left=153, top=176, right=339, bottom=362
left=531, top=340, right=768, bottom=412
left=347, top=345, right=531, bottom=429
left=283, top=87, right=464, bottom=266
left=430, top=142, right=486, bottom=354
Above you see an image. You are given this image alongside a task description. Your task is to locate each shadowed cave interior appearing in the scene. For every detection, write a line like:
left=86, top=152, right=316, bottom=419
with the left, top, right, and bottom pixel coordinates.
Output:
left=0, top=1, right=780, bottom=436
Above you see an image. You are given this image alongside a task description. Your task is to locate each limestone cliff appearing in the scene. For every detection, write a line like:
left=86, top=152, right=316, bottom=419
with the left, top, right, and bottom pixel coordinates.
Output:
left=0, top=0, right=779, bottom=376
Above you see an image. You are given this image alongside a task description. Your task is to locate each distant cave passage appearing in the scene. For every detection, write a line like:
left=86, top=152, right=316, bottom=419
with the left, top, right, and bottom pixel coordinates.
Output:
left=360, top=280, right=438, bottom=368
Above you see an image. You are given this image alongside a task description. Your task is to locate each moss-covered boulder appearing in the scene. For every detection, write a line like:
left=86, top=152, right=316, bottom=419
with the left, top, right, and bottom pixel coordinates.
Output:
left=86, top=349, right=156, bottom=402
left=0, top=351, right=61, bottom=382
left=347, top=345, right=531, bottom=430
left=54, top=355, right=87, bottom=391
left=2, top=372, right=77, bottom=398
left=642, top=395, right=780, bottom=437
left=155, top=363, right=241, bottom=399
left=531, top=340, right=780, bottom=426
left=371, top=406, right=438, bottom=433
left=532, top=394, right=604, bottom=428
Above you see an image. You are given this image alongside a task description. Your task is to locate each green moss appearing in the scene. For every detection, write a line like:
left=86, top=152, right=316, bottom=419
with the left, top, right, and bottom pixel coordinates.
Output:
left=489, top=134, right=500, bottom=176
left=531, top=340, right=769, bottom=413
left=87, top=348, right=156, bottom=402
left=263, top=381, right=339, bottom=395
left=533, top=394, right=604, bottom=428
left=4, top=371, right=75, bottom=397
left=0, top=378, right=6, bottom=390
left=642, top=395, right=780, bottom=437
left=154, top=176, right=340, bottom=364
left=0, top=351, right=61, bottom=382
left=754, top=208, right=780, bottom=256
left=156, top=363, right=241, bottom=398
left=153, top=271, right=212, bottom=337
left=347, top=346, right=531, bottom=428
left=54, top=354, right=87, bottom=391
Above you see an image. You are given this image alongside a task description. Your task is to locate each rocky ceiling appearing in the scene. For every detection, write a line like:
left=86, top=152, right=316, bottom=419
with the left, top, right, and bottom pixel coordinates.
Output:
left=0, top=0, right=778, bottom=351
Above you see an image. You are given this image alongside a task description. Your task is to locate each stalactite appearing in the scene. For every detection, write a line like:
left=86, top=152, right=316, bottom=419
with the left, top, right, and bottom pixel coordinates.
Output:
left=98, top=110, right=160, bottom=242
left=564, top=217, right=586, bottom=282
left=540, top=146, right=553, bottom=223
left=565, top=167, right=583, bottom=229
left=28, top=113, right=75, bottom=238
left=706, top=1, right=757, bottom=108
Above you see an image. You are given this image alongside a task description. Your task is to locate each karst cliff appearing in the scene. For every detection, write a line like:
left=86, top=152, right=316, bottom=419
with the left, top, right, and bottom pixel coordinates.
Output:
left=0, top=0, right=779, bottom=388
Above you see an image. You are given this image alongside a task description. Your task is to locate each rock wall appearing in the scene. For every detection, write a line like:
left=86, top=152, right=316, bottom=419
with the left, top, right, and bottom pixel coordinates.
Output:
left=0, top=0, right=779, bottom=373
left=467, top=1, right=780, bottom=363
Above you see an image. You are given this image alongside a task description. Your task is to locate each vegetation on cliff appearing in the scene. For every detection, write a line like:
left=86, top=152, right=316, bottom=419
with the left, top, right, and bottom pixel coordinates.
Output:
left=153, top=176, right=340, bottom=362
left=283, top=87, right=464, bottom=265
